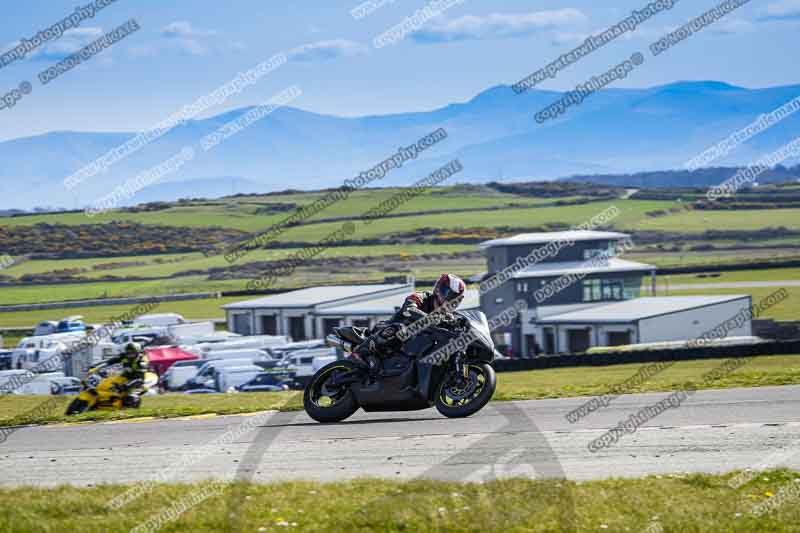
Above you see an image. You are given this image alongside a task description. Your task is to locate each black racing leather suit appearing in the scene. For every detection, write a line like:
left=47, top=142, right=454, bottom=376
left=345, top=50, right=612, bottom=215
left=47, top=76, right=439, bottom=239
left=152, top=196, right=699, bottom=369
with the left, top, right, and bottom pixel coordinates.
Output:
left=355, top=291, right=457, bottom=361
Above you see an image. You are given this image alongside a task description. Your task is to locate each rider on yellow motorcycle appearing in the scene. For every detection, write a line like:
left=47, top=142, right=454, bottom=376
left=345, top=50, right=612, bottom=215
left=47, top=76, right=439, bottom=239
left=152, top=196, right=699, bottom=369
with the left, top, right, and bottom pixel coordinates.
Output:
left=100, top=342, right=147, bottom=392
left=65, top=342, right=153, bottom=415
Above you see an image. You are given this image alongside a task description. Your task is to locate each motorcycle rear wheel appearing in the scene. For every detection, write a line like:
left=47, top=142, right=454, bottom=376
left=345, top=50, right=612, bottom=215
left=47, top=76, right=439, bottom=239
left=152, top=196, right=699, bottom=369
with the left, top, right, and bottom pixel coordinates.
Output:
left=304, top=361, right=360, bottom=423
left=435, top=363, right=496, bottom=418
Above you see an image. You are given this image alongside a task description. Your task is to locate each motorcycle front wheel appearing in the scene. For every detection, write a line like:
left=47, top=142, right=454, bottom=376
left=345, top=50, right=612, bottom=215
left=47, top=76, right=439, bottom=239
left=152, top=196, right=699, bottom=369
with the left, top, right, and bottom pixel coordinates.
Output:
left=303, top=361, right=360, bottom=423
left=435, top=363, right=496, bottom=418
left=65, top=398, right=92, bottom=415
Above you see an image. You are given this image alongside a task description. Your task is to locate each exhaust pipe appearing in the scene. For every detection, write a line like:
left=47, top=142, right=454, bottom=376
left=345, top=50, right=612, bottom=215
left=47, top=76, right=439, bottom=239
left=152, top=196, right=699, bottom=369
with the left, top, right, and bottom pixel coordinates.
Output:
left=326, top=334, right=352, bottom=352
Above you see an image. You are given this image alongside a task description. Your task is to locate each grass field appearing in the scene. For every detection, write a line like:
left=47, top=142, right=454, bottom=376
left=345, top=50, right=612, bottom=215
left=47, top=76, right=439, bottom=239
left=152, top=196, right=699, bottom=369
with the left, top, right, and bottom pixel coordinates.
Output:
left=0, top=296, right=238, bottom=328
left=0, top=277, right=247, bottom=306
left=3, top=354, right=799, bottom=427
left=0, top=188, right=562, bottom=231
left=664, top=286, right=800, bottom=321
left=1, top=244, right=475, bottom=281
left=631, top=249, right=800, bottom=269
left=655, top=268, right=800, bottom=285
left=262, top=199, right=673, bottom=243
left=1, top=471, right=799, bottom=532
left=631, top=207, right=800, bottom=233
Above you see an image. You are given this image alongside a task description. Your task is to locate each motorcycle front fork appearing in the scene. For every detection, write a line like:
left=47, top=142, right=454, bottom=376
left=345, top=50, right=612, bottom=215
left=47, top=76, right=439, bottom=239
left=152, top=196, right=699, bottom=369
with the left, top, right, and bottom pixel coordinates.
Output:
left=452, top=353, right=469, bottom=380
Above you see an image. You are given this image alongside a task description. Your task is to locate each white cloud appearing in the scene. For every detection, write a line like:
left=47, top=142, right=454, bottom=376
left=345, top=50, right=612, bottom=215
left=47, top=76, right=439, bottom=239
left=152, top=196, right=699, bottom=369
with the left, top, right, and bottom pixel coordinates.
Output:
left=131, top=21, right=226, bottom=57
left=27, top=27, right=104, bottom=61
left=159, top=21, right=218, bottom=56
left=287, top=39, right=366, bottom=62
left=161, top=21, right=217, bottom=39
left=226, top=40, right=247, bottom=53
left=412, top=9, right=588, bottom=43
left=762, top=0, right=800, bottom=20
left=711, top=19, right=755, bottom=34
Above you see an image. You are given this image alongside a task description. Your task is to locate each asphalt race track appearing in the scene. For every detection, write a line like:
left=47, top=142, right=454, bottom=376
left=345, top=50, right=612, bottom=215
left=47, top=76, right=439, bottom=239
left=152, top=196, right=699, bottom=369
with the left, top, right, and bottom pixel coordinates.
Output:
left=2, top=385, right=800, bottom=488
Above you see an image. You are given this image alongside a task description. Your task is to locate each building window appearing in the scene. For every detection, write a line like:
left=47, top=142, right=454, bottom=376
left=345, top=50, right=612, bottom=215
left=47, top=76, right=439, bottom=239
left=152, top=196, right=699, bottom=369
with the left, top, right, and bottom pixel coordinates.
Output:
left=583, top=279, right=627, bottom=302
left=583, top=280, right=602, bottom=302
left=584, top=242, right=616, bottom=260
left=623, top=278, right=641, bottom=300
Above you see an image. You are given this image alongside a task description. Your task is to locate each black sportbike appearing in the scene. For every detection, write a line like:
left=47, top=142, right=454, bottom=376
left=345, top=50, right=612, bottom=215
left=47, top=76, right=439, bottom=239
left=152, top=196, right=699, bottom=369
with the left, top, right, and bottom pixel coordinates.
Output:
left=303, top=310, right=498, bottom=423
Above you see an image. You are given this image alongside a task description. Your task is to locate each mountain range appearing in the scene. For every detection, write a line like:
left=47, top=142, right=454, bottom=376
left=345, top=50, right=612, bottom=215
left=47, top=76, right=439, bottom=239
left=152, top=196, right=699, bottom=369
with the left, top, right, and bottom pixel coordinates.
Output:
left=1, top=80, right=799, bottom=210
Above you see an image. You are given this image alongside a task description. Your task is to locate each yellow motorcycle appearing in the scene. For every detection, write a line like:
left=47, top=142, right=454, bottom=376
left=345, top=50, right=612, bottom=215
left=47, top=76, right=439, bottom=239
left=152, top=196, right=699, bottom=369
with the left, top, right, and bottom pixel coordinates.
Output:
left=65, top=359, right=158, bottom=415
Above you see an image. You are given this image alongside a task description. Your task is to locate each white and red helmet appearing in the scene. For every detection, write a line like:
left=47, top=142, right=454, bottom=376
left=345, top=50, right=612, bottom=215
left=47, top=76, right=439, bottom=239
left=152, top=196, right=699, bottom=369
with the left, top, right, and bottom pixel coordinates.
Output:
left=433, top=273, right=465, bottom=308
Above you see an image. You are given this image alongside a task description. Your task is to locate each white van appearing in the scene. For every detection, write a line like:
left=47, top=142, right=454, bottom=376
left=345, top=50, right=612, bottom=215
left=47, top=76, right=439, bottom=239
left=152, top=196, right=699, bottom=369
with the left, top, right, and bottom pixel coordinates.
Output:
left=267, top=340, right=326, bottom=361
left=0, top=370, right=32, bottom=393
left=190, top=336, right=290, bottom=355
left=168, top=321, right=215, bottom=342
left=2, top=371, right=64, bottom=395
left=111, top=326, right=168, bottom=346
left=172, top=326, right=236, bottom=345
left=162, top=359, right=207, bottom=390
left=16, top=332, right=84, bottom=351
left=33, top=321, right=58, bottom=336
left=187, top=358, right=261, bottom=389
left=216, top=366, right=263, bottom=393
left=134, top=313, right=186, bottom=328
left=11, top=332, right=82, bottom=370
left=196, top=349, right=272, bottom=361
left=282, top=348, right=337, bottom=378
left=178, top=331, right=241, bottom=345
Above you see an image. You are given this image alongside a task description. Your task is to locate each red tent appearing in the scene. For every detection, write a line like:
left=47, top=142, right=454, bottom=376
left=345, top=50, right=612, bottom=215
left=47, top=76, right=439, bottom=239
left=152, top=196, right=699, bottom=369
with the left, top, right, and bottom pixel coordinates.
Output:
left=145, top=346, right=199, bottom=375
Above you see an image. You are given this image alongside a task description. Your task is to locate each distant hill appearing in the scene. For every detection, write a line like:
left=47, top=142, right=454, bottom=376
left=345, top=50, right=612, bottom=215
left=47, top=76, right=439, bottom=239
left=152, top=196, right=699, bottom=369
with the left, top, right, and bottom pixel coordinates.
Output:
left=2, top=80, right=799, bottom=209
left=124, top=177, right=265, bottom=205
left=560, top=165, right=800, bottom=188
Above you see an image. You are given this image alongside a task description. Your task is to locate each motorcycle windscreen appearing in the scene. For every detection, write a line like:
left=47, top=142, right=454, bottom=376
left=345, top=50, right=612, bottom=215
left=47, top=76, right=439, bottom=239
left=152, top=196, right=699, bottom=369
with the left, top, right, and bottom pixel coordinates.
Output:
left=143, top=371, right=159, bottom=388
left=455, top=310, right=495, bottom=353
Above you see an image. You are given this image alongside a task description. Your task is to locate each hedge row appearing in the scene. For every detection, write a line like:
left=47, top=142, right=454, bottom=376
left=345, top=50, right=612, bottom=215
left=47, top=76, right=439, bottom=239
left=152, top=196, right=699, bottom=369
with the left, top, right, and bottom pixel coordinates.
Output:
left=493, top=339, right=800, bottom=372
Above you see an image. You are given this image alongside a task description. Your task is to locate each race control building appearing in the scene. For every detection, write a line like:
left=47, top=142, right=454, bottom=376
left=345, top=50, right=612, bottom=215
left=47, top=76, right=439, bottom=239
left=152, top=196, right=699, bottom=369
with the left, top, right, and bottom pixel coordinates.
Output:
left=478, top=230, right=753, bottom=356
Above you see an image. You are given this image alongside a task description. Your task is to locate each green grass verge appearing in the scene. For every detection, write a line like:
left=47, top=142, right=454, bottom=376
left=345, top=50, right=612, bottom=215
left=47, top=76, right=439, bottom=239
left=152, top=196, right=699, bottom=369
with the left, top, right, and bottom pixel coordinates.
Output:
left=3, top=355, right=799, bottom=427
left=1, top=471, right=800, bottom=532
left=494, top=354, right=800, bottom=402
left=0, top=392, right=303, bottom=427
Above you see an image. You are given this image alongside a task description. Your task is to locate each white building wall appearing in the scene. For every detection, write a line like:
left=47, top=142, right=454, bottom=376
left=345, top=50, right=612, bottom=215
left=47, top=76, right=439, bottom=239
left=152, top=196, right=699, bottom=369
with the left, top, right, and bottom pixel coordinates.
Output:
left=638, top=297, right=752, bottom=344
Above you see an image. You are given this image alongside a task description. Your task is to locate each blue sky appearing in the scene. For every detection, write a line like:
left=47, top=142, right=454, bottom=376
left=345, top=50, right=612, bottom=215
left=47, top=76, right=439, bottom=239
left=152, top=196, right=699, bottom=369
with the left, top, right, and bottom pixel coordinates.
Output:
left=0, top=0, right=797, bottom=142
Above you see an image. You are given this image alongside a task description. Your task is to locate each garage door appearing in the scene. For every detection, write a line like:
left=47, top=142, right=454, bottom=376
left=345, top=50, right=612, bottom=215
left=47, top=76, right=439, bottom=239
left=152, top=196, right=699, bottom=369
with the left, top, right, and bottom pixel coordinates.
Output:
left=568, top=329, right=591, bottom=353
left=233, top=314, right=251, bottom=335
left=260, top=315, right=277, bottom=335
left=607, top=331, right=632, bottom=346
